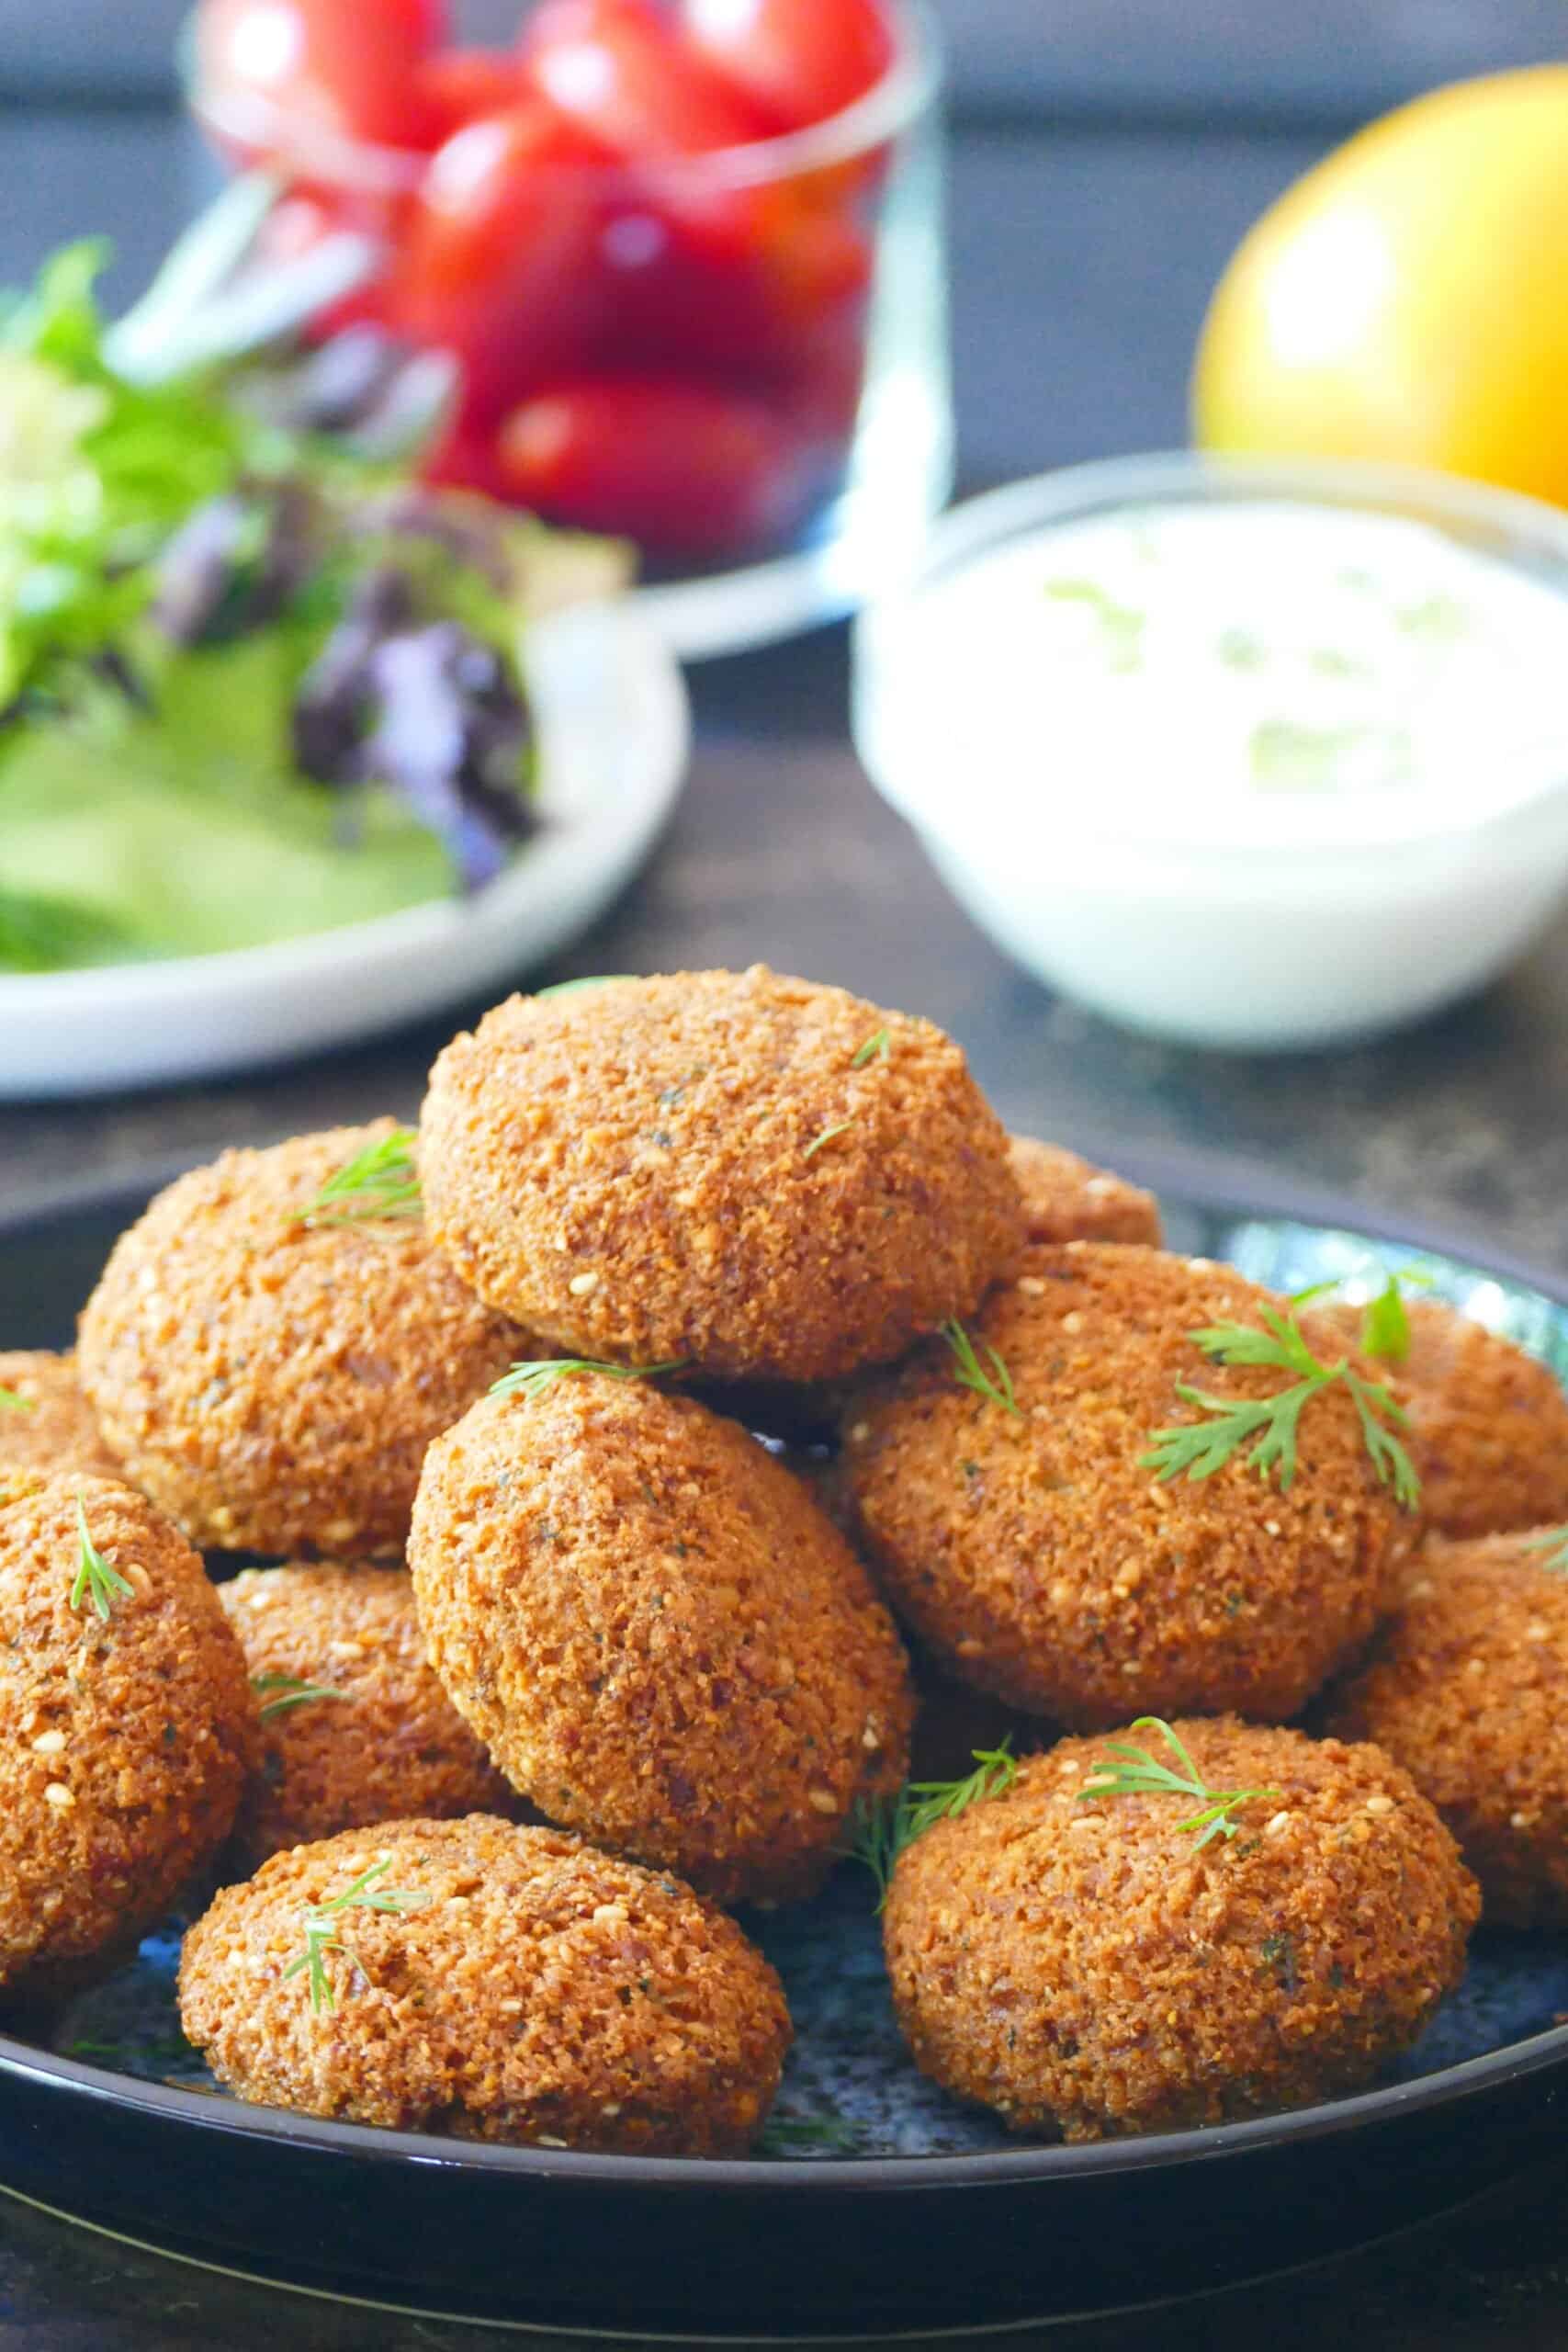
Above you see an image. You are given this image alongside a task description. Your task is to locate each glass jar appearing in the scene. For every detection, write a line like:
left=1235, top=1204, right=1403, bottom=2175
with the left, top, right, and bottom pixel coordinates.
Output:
left=183, top=2, right=952, bottom=656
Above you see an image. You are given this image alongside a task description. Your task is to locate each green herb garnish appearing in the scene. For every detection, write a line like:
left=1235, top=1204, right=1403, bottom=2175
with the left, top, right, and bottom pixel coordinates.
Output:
left=1249, top=719, right=1371, bottom=790
left=1143, top=1305, right=1419, bottom=1507
left=252, top=1671, right=353, bottom=1723
left=69, top=1494, right=133, bottom=1622
left=1525, top=1529, right=1568, bottom=1575
left=844, top=1741, right=1019, bottom=1907
left=283, top=1855, right=431, bottom=2016
left=536, top=976, right=636, bottom=1000
left=1077, top=1718, right=1279, bottom=1849
left=942, top=1317, right=1021, bottom=1419
left=1045, top=578, right=1144, bottom=671
left=757, top=2113, right=860, bottom=2156
left=0, top=1385, right=36, bottom=1412
left=803, top=1120, right=855, bottom=1163
left=852, top=1028, right=892, bottom=1068
left=296, top=1127, right=421, bottom=1228
left=491, top=1356, right=685, bottom=1402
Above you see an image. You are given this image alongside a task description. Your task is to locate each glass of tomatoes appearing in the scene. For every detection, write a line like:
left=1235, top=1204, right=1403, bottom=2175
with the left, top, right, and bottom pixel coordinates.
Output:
left=185, top=0, right=951, bottom=653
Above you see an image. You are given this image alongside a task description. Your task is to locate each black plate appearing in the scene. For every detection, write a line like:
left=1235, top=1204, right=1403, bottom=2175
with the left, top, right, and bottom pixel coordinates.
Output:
left=3, top=1148, right=1568, bottom=2340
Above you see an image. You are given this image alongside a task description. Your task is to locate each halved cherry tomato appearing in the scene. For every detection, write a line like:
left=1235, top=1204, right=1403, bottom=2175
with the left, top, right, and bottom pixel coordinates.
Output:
left=412, top=50, right=527, bottom=145
left=679, top=0, right=896, bottom=133
left=394, top=100, right=615, bottom=416
left=197, top=0, right=445, bottom=150
left=496, top=376, right=822, bottom=557
left=518, top=0, right=772, bottom=154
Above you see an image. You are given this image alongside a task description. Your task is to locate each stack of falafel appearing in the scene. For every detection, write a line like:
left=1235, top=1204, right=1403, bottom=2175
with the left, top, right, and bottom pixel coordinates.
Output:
left=5, top=966, right=1568, bottom=2154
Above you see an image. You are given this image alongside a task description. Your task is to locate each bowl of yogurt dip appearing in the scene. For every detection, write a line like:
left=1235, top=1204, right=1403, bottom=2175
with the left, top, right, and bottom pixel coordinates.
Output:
left=852, top=453, right=1568, bottom=1048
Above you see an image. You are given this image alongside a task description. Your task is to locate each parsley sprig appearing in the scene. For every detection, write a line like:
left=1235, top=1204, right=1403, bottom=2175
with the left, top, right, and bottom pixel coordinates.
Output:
left=1143, top=1304, right=1419, bottom=1507
left=295, top=1127, right=422, bottom=1228
left=1292, top=1264, right=1435, bottom=1365
left=70, top=1495, right=133, bottom=1622
left=844, top=1741, right=1019, bottom=1907
left=942, top=1317, right=1021, bottom=1419
left=1525, top=1528, right=1568, bottom=1575
left=284, top=1856, right=431, bottom=2015
left=1078, top=1718, right=1279, bottom=1850
left=852, top=1028, right=892, bottom=1069
left=491, top=1356, right=685, bottom=1401
left=0, top=1386, right=37, bottom=1412
left=252, top=1671, right=353, bottom=1723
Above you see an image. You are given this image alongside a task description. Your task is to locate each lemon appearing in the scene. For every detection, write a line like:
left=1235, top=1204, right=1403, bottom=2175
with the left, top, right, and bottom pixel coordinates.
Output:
left=1192, top=65, right=1568, bottom=506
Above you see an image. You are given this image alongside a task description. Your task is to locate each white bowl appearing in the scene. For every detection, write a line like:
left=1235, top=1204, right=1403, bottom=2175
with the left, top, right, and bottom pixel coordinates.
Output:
left=0, top=601, right=689, bottom=1098
left=852, top=454, right=1568, bottom=1050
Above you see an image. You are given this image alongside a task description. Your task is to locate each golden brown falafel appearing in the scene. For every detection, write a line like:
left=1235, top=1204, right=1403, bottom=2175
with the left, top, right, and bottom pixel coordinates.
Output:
left=419, top=967, right=1023, bottom=1384
left=840, top=1244, right=1411, bottom=1730
left=0, top=1473, right=255, bottom=2001
left=1312, top=1299, right=1568, bottom=1541
left=883, top=1719, right=1477, bottom=2142
left=409, top=1377, right=914, bottom=1904
left=1325, top=1530, right=1568, bottom=1926
left=1007, top=1139, right=1162, bottom=1247
left=220, top=1564, right=522, bottom=1867
left=0, top=1351, right=120, bottom=1483
left=77, top=1124, right=526, bottom=1558
left=179, top=1817, right=791, bottom=2153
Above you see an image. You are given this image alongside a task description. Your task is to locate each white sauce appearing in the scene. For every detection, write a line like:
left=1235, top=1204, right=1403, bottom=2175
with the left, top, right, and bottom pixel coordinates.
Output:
left=907, top=500, right=1568, bottom=821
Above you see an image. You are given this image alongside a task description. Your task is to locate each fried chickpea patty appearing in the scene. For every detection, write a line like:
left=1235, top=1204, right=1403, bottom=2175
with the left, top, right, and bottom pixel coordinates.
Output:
left=0, top=1474, right=254, bottom=1999
left=1007, top=1139, right=1162, bottom=1247
left=884, top=1721, right=1476, bottom=2142
left=77, top=1124, right=525, bottom=1557
left=1314, top=1299, right=1568, bottom=1541
left=841, top=1244, right=1409, bottom=1729
left=409, top=1378, right=914, bottom=1904
left=419, top=967, right=1023, bottom=1384
left=220, top=1564, right=520, bottom=1867
left=179, top=1818, right=791, bottom=2154
left=1325, top=1532, right=1568, bottom=1926
left=0, top=1351, right=120, bottom=1482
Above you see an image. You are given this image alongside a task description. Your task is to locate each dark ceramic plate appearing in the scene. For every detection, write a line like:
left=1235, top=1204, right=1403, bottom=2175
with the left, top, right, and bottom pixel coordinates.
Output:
left=3, top=1147, right=1568, bottom=2340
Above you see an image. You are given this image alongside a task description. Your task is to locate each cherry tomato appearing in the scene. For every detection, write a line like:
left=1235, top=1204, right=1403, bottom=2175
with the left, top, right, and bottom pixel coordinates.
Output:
left=413, top=50, right=527, bottom=145
left=679, top=0, right=896, bottom=132
left=518, top=0, right=772, bottom=155
left=197, top=0, right=446, bottom=151
left=496, top=376, right=822, bottom=557
left=394, top=100, right=615, bottom=416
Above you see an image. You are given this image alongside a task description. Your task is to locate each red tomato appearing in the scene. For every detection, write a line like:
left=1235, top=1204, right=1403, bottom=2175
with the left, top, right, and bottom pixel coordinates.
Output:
left=518, top=0, right=771, bottom=155
left=412, top=50, right=527, bottom=145
left=197, top=0, right=446, bottom=150
left=256, top=191, right=399, bottom=334
left=679, top=0, right=897, bottom=132
left=394, top=100, right=615, bottom=416
left=496, top=376, right=823, bottom=557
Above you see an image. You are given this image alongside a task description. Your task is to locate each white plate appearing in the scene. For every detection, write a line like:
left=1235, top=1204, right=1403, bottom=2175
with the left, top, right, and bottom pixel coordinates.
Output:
left=0, top=602, right=689, bottom=1099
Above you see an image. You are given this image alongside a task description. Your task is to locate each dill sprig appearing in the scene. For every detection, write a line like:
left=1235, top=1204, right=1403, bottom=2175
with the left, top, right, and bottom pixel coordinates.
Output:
left=295, top=1127, right=422, bottom=1228
left=843, top=1741, right=1020, bottom=1907
left=70, top=1495, right=133, bottom=1622
left=283, top=1855, right=431, bottom=2015
left=803, top=1120, right=855, bottom=1162
left=0, top=1386, right=37, bottom=1412
left=252, top=1671, right=353, bottom=1723
left=1078, top=1718, right=1279, bottom=1850
left=942, top=1317, right=1021, bottom=1419
left=536, top=976, right=636, bottom=1000
left=491, top=1356, right=685, bottom=1402
left=1525, top=1528, right=1568, bottom=1575
left=1143, top=1305, right=1419, bottom=1508
left=852, top=1028, right=892, bottom=1069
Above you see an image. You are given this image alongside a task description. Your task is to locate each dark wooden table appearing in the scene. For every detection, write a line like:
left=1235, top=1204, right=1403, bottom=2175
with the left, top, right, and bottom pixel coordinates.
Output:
left=4, top=99, right=1568, bottom=2352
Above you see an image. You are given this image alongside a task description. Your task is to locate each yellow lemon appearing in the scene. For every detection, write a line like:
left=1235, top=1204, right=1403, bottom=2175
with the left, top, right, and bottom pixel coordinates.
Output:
left=1192, top=65, right=1568, bottom=505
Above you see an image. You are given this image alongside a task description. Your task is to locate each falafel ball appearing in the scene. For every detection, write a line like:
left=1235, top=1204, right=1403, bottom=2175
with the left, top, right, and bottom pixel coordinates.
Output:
left=840, top=1243, right=1411, bottom=1730
left=179, top=1817, right=791, bottom=2154
left=0, top=1473, right=255, bottom=2001
left=409, top=1377, right=915, bottom=1904
left=884, top=1719, right=1477, bottom=2142
left=1325, top=1530, right=1568, bottom=1926
left=0, top=1351, right=120, bottom=1482
left=419, top=967, right=1023, bottom=1385
left=220, top=1564, right=522, bottom=1867
left=1007, top=1139, right=1162, bottom=1247
left=1313, top=1298, right=1568, bottom=1541
left=77, top=1124, right=527, bottom=1557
